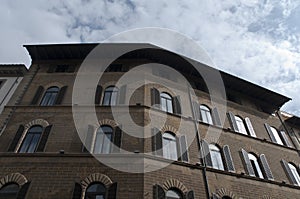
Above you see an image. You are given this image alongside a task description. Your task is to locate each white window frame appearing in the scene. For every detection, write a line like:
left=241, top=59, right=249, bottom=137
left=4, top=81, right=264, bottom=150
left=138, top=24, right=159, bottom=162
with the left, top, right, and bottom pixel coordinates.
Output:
left=162, top=132, right=177, bottom=160
left=209, top=144, right=224, bottom=170
left=288, top=163, right=300, bottom=186
left=160, top=92, right=173, bottom=113
left=270, top=126, right=284, bottom=145
left=248, top=153, right=264, bottom=178
left=200, top=105, right=213, bottom=125
left=234, top=116, right=248, bottom=135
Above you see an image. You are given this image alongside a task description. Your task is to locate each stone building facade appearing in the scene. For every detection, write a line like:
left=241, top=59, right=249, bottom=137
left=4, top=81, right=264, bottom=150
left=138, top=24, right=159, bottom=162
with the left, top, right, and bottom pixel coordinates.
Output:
left=0, top=43, right=299, bottom=199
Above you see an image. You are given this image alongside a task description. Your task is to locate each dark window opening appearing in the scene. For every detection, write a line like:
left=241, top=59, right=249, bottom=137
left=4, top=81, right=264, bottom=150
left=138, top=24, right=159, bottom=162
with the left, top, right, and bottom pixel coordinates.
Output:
left=19, top=125, right=43, bottom=153
left=55, top=65, right=69, bottom=72
left=85, top=183, right=106, bottom=199
left=0, top=183, right=19, bottom=199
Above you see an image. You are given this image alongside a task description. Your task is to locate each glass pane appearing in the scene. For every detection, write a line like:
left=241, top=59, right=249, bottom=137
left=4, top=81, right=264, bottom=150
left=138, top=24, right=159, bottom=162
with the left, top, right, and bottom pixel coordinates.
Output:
left=211, top=150, right=224, bottom=170
left=166, top=99, right=173, bottom=113
left=163, top=133, right=177, bottom=160
left=166, top=190, right=181, bottom=199
left=19, top=134, right=33, bottom=153
left=110, top=91, right=118, bottom=105
left=27, top=134, right=41, bottom=153
left=161, top=98, right=167, bottom=112
left=103, top=92, right=111, bottom=105
left=270, top=127, right=284, bottom=145
left=94, top=133, right=104, bottom=154
left=289, top=164, right=300, bottom=185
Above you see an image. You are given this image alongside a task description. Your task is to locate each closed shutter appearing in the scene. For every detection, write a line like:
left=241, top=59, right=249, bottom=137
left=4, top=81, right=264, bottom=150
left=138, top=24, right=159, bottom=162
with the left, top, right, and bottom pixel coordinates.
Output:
left=185, top=190, right=195, bottom=199
left=201, top=140, right=212, bottom=167
left=172, top=96, right=182, bottom=115
left=118, top=85, right=127, bottom=104
left=16, top=181, right=31, bottom=199
left=95, top=85, right=103, bottom=104
left=153, top=184, right=165, bottom=199
left=281, top=159, right=298, bottom=185
left=240, top=149, right=255, bottom=176
left=245, top=117, right=256, bottom=137
left=151, top=88, right=160, bottom=107
left=223, top=145, right=235, bottom=172
left=151, top=128, right=163, bottom=156
left=107, top=182, right=118, bottom=199
left=113, top=126, right=122, bottom=153
left=31, top=86, right=44, bottom=105
left=264, top=123, right=277, bottom=143
left=176, top=136, right=181, bottom=161
left=82, top=125, right=94, bottom=152
left=259, top=154, right=274, bottom=180
left=36, top=125, right=52, bottom=152
left=8, top=125, right=24, bottom=152
left=55, top=86, right=67, bottom=105
left=179, top=135, right=189, bottom=162
left=72, top=182, right=82, bottom=199
left=212, top=193, right=219, bottom=199
left=192, top=101, right=200, bottom=120
left=212, top=107, right=221, bottom=126
left=280, top=131, right=293, bottom=147
left=227, top=112, right=238, bottom=132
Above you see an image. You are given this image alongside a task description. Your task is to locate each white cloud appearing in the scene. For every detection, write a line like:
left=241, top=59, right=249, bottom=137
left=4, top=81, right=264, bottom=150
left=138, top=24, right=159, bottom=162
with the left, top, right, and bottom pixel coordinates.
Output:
left=0, top=0, right=299, bottom=115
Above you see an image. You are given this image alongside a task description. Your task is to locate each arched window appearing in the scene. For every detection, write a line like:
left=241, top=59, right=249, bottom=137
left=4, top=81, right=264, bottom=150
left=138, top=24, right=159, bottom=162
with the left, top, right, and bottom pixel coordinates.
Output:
left=40, top=86, right=59, bottom=106
left=209, top=144, right=224, bottom=170
left=166, top=189, right=182, bottom=199
left=0, top=183, right=19, bottom=199
left=19, top=125, right=43, bottom=153
left=102, top=86, right=119, bottom=106
left=93, top=126, right=113, bottom=154
left=163, top=132, right=177, bottom=160
left=288, top=163, right=300, bottom=186
left=222, top=196, right=232, bottom=199
left=270, top=127, right=284, bottom=145
left=85, top=183, right=106, bottom=199
left=248, top=153, right=264, bottom=178
left=200, top=105, right=213, bottom=124
left=160, top=92, right=173, bottom=113
left=234, top=116, right=247, bottom=135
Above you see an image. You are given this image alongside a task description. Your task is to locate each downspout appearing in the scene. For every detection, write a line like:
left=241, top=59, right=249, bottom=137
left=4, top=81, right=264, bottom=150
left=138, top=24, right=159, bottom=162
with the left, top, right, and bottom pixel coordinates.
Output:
left=187, top=85, right=210, bottom=199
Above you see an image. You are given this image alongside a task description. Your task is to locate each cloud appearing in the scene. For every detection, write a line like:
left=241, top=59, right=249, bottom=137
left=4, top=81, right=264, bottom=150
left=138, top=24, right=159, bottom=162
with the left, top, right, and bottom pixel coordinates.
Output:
left=0, top=0, right=299, bottom=115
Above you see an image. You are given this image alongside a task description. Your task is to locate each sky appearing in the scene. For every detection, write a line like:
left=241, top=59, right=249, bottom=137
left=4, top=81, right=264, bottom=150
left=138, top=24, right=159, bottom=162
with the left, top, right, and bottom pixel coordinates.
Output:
left=1, top=0, right=300, bottom=115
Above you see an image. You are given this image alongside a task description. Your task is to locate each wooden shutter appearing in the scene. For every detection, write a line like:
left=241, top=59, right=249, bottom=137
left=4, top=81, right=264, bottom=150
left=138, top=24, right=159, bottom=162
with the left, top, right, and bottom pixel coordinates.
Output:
left=179, top=135, right=189, bottom=162
left=201, top=140, right=212, bottom=167
left=118, top=85, right=127, bottom=104
left=227, top=112, right=238, bottom=132
left=94, top=85, right=103, bottom=104
left=212, top=107, right=221, bottom=126
left=83, top=125, right=94, bottom=152
left=245, top=117, right=256, bottom=137
left=172, top=96, right=182, bottom=115
left=107, top=182, right=118, bottom=199
left=259, top=154, right=274, bottom=180
left=223, top=145, right=235, bottom=172
left=192, top=101, right=200, bottom=120
left=55, top=86, right=67, bottom=105
left=36, top=125, right=52, bottom=152
left=212, top=193, right=219, bottom=199
left=185, top=190, right=195, bottom=199
left=281, top=159, right=298, bottom=185
left=240, top=149, right=255, bottom=176
left=8, top=125, right=24, bottom=152
left=113, top=126, right=122, bottom=153
left=16, top=181, right=31, bottom=199
left=152, top=128, right=163, bottom=156
left=264, top=123, right=277, bottom=143
left=151, top=88, right=160, bottom=107
left=72, top=182, right=82, bottom=199
left=280, top=131, right=293, bottom=147
left=153, top=184, right=165, bottom=199
left=31, top=86, right=44, bottom=105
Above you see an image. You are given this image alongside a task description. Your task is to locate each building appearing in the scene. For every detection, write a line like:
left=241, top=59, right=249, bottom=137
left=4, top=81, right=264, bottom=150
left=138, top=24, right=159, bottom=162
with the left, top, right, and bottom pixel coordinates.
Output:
left=0, top=43, right=299, bottom=199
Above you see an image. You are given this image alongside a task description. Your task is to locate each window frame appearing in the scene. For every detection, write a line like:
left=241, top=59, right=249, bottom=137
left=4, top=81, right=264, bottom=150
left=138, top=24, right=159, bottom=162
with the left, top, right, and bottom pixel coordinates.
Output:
left=234, top=115, right=248, bottom=135
left=166, top=188, right=183, bottom=199
left=93, top=125, right=113, bottom=154
left=18, top=125, right=43, bottom=153
left=85, top=182, right=106, bottom=199
left=102, top=86, right=119, bottom=106
left=248, top=153, right=264, bottom=179
left=209, top=144, right=224, bottom=170
left=0, top=183, right=20, bottom=199
left=288, top=163, right=300, bottom=186
left=160, top=92, right=173, bottom=113
left=40, top=86, right=60, bottom=106
left=199, top=105, right=213, bottom=125
left=270, top=126, right=284, bottom=145
left=162, top=132, right=178, bottom=160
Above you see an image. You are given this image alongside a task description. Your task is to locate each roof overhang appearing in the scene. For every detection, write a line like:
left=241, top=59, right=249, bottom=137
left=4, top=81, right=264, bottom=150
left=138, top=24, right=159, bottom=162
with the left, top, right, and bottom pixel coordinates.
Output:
left=0, top=64, right=28, bottom=76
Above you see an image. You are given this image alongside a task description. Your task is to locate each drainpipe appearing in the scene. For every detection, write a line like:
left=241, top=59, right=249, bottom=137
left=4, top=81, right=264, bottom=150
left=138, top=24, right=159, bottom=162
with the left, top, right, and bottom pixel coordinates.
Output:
left=187, top=85, right=210, bottom=199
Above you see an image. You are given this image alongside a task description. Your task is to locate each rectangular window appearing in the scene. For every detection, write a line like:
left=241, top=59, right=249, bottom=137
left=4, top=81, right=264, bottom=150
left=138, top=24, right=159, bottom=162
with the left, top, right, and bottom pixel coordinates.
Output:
left=55, top=65, right=69, bottom=72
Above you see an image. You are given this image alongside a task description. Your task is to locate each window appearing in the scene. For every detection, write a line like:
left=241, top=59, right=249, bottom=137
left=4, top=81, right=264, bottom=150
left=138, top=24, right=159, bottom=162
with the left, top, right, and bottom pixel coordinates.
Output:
left=200, top=105, right=213, bottom=124
left=105, top=64, right=123, bottom=72
left=93, top=126, right=113, bottom=154
left=85, top=183, right=106, bottom=199
left=248, top=153, right=264, bottom=178
left=270, top=126, right=284, bottom=145
left=102, top=86, right=118, bottom=106
left=19, top=125, right=43, bottom=153
left=40, top=86, right=59, bottom=106
left=166, top=189, right=182, bottom=199
left=288, top=163, right=300, bottom=186
left=209, top=144, right=224, bottom=170
left=162, top=132, right=177, bottom=160
left=222, top=197, right=232, bottom=199
left=0, top=183, right=19, bottom=199
left=234, top=116, right=247, bottom=135
left=55, top=65, right=69, bottom=72
left=160, top=92, right=173, bottom=113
